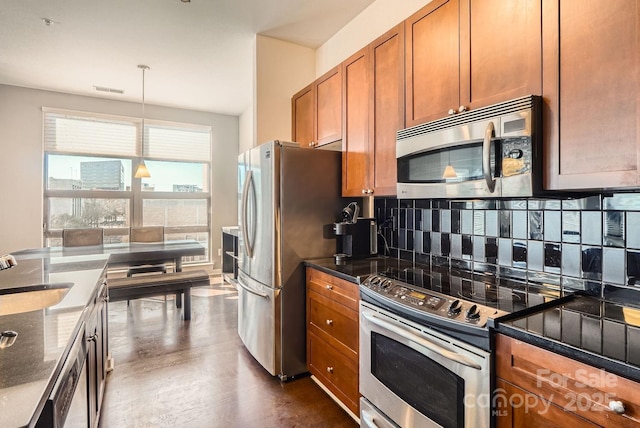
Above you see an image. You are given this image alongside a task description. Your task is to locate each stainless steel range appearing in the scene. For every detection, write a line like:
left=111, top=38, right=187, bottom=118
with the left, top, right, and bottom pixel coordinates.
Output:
left=359, top=264, right=562, bottom=428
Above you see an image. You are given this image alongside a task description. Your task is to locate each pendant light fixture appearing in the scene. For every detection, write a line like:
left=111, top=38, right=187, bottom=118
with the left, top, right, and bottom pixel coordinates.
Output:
left=442, top=150, right=457, bottom=179
left=134, top=64, right=151, bottom=178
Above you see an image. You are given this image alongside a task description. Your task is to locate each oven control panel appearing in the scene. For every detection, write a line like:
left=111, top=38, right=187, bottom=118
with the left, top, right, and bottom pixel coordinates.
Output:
left=363, top=275, right=504, bottom=327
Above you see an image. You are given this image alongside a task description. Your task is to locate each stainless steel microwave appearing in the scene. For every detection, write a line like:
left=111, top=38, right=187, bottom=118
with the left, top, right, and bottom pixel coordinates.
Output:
left=397, top=95, right=542, bottom=199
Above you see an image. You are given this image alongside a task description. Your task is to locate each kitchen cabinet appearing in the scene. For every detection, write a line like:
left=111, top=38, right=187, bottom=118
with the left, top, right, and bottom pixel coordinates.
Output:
left=405, top=0, right=542, bottom=126
left=87, top=280, right=109, bottom=428
left=495, top=334, right=640, bottom=427
left=342, top=24, right=404, bottom=197
left=306, top=267, right=359, bottom=417
left=542, top=0, right=640, bottom=190
left=292, top=66, right=342, bottom=149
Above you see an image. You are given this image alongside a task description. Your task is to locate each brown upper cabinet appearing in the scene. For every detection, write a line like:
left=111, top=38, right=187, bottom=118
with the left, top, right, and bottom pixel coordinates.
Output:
left=405, top=0, right=542, bottom=127
left=543, top=0, right=640, bottom=190
left=292, top=66, right=342, bottom=149
left=342, top=24, right=404, bottom=197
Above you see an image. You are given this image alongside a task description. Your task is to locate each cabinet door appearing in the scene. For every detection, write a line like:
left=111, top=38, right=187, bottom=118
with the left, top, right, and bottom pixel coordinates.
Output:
left=405, top=0, right=460, bottom=126
left=460, top=0, right=542, bottom=110
left=291, top=84, right=314, bottom=148
left=543, top=0, right=640, bottom=189
left=370, top=23, right=404, bottom=196
left=495, top=379, right=599, bottom=428
left=342, top=48, right=370, bottom=196
left=316, top=66, right=342, bottom=146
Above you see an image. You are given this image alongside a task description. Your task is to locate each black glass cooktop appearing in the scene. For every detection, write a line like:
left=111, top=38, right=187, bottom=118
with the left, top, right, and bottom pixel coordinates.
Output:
left=376, top=264, right=562, bottom=314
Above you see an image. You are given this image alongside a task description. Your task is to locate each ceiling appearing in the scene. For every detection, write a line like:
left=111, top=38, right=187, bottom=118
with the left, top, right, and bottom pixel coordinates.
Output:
left=0, top=0, right=375, bottom=115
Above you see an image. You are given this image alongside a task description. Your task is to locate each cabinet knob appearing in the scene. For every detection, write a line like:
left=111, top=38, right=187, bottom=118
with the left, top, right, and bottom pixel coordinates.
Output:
left=362, top=189, right=367, bottom=194
left=325, top=284, right=333, bottom=290
left=326, top=366, right=334, bottom=374
left=326, top=319, right=333, bottom=326
left=609, top=400, right=626, bottom=414
left=448, top=108, right=457, bottom=115
left=458, top=105, right=468, bottom=113
left=308, top=141, right=316, bottom=147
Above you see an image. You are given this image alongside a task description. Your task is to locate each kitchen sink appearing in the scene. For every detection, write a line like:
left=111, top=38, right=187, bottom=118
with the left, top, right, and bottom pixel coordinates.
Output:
left=0, top=283, right=73, bottom=316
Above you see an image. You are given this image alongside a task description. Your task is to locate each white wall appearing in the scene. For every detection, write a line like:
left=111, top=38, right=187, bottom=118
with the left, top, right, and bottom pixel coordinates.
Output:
left=256, top=35, right=315, bottom=145
left=0, top=84, right=238, bottom=260
left=316, top=0, right=429, bottom=75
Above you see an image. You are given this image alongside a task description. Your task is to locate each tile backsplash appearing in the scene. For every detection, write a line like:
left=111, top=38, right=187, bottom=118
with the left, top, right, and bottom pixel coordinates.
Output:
left=375, top=193, right=640, bottom=295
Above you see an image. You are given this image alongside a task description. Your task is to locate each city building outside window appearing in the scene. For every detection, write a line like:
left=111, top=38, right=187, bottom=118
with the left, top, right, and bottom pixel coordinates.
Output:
left=43, top=108, right=211, bottom=264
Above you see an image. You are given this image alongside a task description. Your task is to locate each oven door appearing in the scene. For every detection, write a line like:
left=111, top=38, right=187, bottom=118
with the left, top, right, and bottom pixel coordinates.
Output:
left=359, top=301, right=490, bottom=428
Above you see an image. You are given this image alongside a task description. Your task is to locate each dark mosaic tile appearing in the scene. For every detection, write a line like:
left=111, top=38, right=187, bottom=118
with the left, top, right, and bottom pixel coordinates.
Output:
left=544, top=243, right=562, bottom=274
left=415, top=252, right=430, bottom=265
left=603, top=320, right=626, bottom=361
left=399, top=250, right=413, bottom=262
left=406, top=209, right=415, bottom=230
left=544, top=211, right=561, bottom=242
left=415, top=209, right=422, bottom=231
left=422, top=232, right=431, bottom=254
left=441, top=233, right=451, bottom=256
left=433, top=200, right=449, bottom=209
left=529, top=211, right=543, bottom=240
left=581, top=211, right=602, bottom=246
left=603, top=211, right=625, bottom=247
left=499, top=210, right=511, bottom=238
left=399, top=199, right=413, bottom=209
left=582, top=247, right=602, bottom=280
left=399, top=209, right=407, bottom=229
left=451, top=210, right=461, bottom=234
left=485, top=238, right=498, bottom=264
left=513, top=240, right=527, bottom=268
left=398, top=229, right=407, bottom=250
left=432, top=209, right=440, bottom=232
left=451, top=201, right=474, bottom=209
left=451, top=259, right=473, bottom=271
left=626, top=251, right=640, bottom=286
left=562, top=211, right=580, bottom=243
left=462, top=235, right=473, bottom=258
left=415, top=199, right=430, bottom=209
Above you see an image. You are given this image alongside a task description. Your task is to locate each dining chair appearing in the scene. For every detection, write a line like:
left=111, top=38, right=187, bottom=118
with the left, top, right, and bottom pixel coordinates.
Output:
left=127, top=226, right=168, bottom=277
left=62, top=228, right=104, bottom=247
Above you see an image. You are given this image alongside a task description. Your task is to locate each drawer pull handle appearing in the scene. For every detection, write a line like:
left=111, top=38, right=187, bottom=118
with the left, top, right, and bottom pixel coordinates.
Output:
left=326, top=319, right=333, bottom=326
left=326, top=366, right=334, bottom=374
left=609, top=400, right=626, bottom=415
left=325, top=285, right=333, bottom=290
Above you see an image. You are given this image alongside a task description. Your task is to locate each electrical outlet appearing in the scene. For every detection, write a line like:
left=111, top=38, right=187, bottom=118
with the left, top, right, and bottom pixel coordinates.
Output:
left=218, top=248, right=222, bottom=256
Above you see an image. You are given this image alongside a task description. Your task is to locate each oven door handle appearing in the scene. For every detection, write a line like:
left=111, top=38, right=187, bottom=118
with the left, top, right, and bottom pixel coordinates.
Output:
left=362, top=311, right=482, bottom=370
left=482, top=121, right=496, bottom=193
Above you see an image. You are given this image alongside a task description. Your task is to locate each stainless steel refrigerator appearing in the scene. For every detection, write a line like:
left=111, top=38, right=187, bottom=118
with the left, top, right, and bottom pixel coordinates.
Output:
left=237, top=140, right=344, bottom=380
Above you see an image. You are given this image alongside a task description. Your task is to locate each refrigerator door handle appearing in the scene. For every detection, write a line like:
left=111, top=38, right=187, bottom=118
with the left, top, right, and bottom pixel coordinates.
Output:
left=237, top=278, right=269, bottom=298
left=241, top=170, right=254, bottom=258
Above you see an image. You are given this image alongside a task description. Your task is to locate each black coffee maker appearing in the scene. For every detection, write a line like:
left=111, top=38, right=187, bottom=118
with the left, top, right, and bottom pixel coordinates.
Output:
left=333, top=202, right=377, bottom=262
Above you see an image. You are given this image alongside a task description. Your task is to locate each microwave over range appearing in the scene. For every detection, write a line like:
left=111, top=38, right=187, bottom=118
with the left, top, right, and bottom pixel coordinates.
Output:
left=397, top=95, right=542, bottom=199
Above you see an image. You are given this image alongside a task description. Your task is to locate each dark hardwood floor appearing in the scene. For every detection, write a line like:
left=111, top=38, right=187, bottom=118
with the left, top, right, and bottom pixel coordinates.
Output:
left=99, top=278, right=358, bottom=428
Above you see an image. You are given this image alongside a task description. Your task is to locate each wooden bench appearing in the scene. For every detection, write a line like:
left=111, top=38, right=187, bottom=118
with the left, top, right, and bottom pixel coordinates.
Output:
left=107, top=270, right=210, bottom=320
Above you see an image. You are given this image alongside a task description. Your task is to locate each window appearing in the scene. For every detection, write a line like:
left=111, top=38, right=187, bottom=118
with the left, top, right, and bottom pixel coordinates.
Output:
left=43, top=109, right=211, bottom=264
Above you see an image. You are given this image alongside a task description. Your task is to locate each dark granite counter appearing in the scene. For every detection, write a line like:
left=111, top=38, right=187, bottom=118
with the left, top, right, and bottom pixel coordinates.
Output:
left=491, top=290, right=640, bottom=384
left=0, top=250, right=109, bottom=428
left=304, top=256, right=415, bottom=284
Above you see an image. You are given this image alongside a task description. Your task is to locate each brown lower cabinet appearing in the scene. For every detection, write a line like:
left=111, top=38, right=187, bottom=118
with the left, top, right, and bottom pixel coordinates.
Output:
left=306, top=267, right=359, bottom=417
left=495, top=334, right=640, bottom=427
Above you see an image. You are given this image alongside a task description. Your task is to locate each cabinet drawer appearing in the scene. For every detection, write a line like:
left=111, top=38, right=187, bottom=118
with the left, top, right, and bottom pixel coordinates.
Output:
left=308, top=331, right=359, bottom=415
left=308, top=289, right=358, bottom=352
left=496, top=334, right=640, bottom=427
left=306, top=268, right=358, bottom=310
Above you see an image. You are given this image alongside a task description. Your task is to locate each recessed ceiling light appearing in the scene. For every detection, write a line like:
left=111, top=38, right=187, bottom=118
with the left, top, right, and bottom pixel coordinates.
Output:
left=181, top=0, right=190, bottom=3
left=93, top=86, right=124, bottom=94
left=42, top=18, right=54, bottom=26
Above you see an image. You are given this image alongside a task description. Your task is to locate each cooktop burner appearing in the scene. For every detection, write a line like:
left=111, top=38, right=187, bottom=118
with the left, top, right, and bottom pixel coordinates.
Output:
left=360, top=263, right=563, bottom=350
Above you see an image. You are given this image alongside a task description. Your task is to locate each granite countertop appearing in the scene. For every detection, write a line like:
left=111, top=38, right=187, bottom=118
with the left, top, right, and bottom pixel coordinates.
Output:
left=0, top=250, right=109, bottom=428
left=492, top=289, right=640, bottom=384
left=304, top=256, right=415, bottom=284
